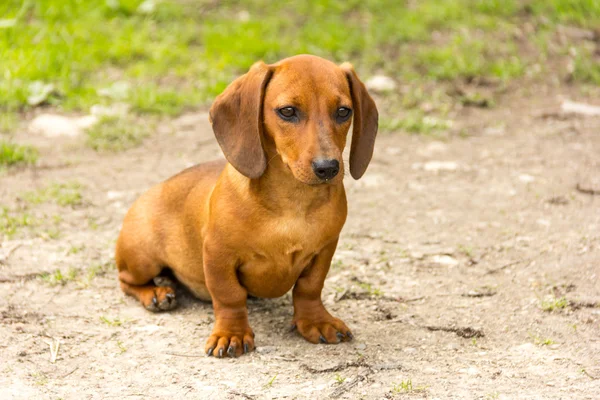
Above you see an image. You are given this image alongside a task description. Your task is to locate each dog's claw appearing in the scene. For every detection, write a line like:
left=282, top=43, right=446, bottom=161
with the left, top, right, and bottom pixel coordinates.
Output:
left=166, top=293, right=175, bottom=300
left=290, top=323, right=297, bottom=332
left=336, top=332, right=344, bottom=342
left=319, top=335, right=327, bottom=344
left=244, top=343, right=249, bottom=354
left=218, top=348, right=224, bottom=358
left=227, top=345, right=236, bottom=357
left=207, top=347, right=214, bottom=357
left=152, top=297, right=158, bottom=306
left=346, top=331, right=353, bottom=340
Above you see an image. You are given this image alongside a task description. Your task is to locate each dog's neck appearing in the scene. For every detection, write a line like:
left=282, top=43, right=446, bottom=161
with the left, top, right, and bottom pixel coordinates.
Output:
left=239, top=155, right=344, bottom=215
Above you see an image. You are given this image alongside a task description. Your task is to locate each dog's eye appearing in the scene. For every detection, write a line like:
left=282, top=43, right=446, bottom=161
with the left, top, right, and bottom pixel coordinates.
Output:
left=336, top=107, right=352, bottom=122
left=278, top=107, right=297, bottom=120
left=338, top=107, right=351, bottom=117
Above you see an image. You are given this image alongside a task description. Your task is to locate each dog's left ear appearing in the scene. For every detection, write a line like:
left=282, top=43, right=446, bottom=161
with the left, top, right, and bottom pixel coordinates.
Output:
left=209, top=61, right=273, bottom=179
left=340, top=63, right=379, bottom=180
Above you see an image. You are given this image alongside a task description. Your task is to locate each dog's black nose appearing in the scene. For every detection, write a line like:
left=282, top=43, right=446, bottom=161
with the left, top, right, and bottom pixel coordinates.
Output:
left=312, top=159, right=340, bottom=180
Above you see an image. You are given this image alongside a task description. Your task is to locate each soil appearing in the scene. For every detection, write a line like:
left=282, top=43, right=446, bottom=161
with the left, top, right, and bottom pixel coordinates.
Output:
left=1, top=84, right=599, bottom=399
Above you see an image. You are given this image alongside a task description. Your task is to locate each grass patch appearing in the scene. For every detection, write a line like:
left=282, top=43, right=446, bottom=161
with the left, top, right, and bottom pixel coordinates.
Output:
left=571, top=47, right=600, bottom=85
left=392, top=379, right=427, bottom=394
left=414, top=34, right=524, bottom=81
left=541, top=296, right=569, bottom=312
left=334, top=373, right=346, bottom=384
left=67, top=244, right=86, bottom=255
left=0, top=207, right=36, bottom=238
left=116, top=340, right=127, bottom=354
left=37, top=262, right=112, bottom=288
left=23, top=182, right=84, bottom=207
left=0, top=141, right=38, bottom=167
left=529, top=0, right=600, bottom=29
left=358, top=281, right=383, bottom=297
left=39, top=267, right=78, bottom=286
left=530, top=332, right=555, bottom=346
left=100, top=315, right=125, bottom=327
left=1, top=0, right=597, bottom=119
left=86, top=116, right=149, bottom=151
left=86, top=262, right=112, bottom=281
left=264, top=374, right=277, bottom=388
left=380, top=112, right=453, bottom=135
left=0, top=113, right=18, bottom=133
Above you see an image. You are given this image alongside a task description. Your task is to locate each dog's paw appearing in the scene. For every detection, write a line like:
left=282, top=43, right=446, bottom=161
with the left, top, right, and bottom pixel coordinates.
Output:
left=293, top=316, right=353, bottom=344
left=205, top=328, right=255, bottom=358
left=144, top=286, right=177, bottom=312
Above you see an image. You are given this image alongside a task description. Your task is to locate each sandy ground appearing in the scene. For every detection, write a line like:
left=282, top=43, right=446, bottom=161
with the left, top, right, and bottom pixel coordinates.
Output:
left=1, top=85, right=599, bottom=399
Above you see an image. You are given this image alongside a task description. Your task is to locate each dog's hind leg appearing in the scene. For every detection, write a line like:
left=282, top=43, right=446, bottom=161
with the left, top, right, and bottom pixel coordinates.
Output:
left=116, top=249, right=177, bottom=312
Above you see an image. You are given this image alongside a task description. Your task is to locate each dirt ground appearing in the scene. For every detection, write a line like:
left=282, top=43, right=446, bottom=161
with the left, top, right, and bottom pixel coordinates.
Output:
left=1, top=84, right=599, bottom=399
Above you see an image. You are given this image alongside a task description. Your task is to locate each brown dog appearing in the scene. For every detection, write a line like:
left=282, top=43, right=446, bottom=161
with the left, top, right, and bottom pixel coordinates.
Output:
left=115, top=54, right=378, bottom=357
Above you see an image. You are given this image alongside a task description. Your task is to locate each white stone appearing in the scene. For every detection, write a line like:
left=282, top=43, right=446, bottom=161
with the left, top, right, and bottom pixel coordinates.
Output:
left=511, top=343, right=536, bottom=353
left=430, top=255, right=459, bottom=267
left=518, top=174, right=535, bottom=183
left=107, top=191, right=126, bottom=200
left=97, top=81, right=130, bottom=100
left=561, top=100, right=600, bottom=116
left=237, top=10, right=250, bottom=21
left=29, top=113, right=99, bottom=138
left=365, top=75, right=396, bottom=93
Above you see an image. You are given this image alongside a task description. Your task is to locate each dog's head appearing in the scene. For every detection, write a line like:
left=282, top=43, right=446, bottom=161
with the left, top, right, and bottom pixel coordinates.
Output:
left=209, top=54, right=378, bottom=184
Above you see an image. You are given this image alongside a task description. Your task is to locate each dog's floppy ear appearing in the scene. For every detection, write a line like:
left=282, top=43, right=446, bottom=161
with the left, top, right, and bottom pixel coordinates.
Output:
left=340, top=63, right=379, bottom=180
left=209, top=61, right=273, bottom=179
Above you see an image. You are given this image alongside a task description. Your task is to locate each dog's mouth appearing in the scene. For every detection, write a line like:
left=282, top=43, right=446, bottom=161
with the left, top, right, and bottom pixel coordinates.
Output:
left=280, top=157, right=342, bottom=186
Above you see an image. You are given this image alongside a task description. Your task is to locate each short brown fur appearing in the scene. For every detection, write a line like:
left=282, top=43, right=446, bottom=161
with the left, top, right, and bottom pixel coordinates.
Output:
left=115, top=55, right=378, bottom=357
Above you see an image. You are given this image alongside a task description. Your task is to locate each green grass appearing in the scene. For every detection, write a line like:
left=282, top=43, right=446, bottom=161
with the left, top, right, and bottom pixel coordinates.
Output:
left=572, top=47, right=600, bottom=85
left=541, top=296, right=569, bottom=312
left=0, top=141, right=38, bottom=167
left=529, top=0, right=600, bottom=28
left=529, top=331, right=556, bottom=346
left=380, top=112, right=454, bottom=135
left=39, top=267, right=78, bottom=286
left=392, top=379, right=427, bottom=394
left=0, top=113, right=18, bottom=133
left=1, top=0, right=598, bottom=122
left=0, top=207, right=36, bottom=238
left=357, top=281, right=383, bottom=297
left=37, top=262, right=112, bottom=288
left=100, top=315, right=125, bottom=327
left=23, top=182, right=84, bottom=207
left=86, top=116, right=149, bottom=151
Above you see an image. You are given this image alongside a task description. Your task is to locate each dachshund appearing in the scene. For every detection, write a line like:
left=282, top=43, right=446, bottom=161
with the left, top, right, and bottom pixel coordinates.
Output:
left=115, top=54, right=378, bottom=357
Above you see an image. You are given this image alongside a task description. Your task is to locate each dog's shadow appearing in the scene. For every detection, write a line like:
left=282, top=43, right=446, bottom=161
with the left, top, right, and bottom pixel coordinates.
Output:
left=171, top=279, right=293, bottom=319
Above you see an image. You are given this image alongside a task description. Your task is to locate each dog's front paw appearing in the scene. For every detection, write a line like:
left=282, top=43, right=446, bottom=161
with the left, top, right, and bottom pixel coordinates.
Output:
left=293, top=315, right=353, bottom=344
left=205, top=326, right=255, bottom=358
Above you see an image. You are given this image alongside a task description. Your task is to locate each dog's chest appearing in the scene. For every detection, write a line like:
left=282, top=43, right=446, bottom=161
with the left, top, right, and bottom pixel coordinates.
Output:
left=237, top=215, right=333, bottom=298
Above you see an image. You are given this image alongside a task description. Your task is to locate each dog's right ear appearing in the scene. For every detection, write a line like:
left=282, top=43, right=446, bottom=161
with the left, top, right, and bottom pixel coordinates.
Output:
left=209, top=61, right=273, bottom=179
